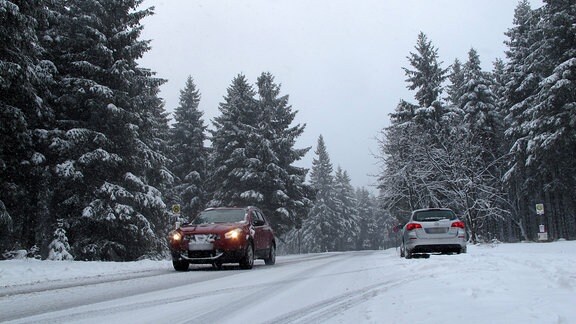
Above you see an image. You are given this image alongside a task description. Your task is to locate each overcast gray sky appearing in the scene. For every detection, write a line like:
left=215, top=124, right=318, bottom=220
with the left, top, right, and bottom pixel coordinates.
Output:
left=138, top=0, right=541, bottom=190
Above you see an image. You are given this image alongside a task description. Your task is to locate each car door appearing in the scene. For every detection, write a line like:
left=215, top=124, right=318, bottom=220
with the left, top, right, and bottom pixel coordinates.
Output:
left=252, top=209, right=273, bottom=252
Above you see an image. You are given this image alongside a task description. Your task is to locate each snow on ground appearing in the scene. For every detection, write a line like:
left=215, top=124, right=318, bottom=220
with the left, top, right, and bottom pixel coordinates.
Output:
left=1, top=241, right=575, bottom=324
left=1, top=257, right=173, bottom=287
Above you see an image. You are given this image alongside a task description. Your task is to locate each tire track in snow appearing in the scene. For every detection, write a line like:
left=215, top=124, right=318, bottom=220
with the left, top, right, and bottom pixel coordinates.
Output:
left=181, top=252, right=361, bottom=323
left=262, top=278, right=412, bottom=324
left=6, top=253, right=355, bottom=324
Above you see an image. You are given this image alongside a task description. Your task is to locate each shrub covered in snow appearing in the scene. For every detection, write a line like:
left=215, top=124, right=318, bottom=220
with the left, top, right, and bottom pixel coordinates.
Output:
left=47, top=219, right=74, bottom=261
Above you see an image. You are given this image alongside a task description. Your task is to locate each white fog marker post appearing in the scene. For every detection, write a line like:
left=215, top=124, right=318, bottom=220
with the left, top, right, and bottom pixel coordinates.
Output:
left=535, top=203, right=547, bottom=241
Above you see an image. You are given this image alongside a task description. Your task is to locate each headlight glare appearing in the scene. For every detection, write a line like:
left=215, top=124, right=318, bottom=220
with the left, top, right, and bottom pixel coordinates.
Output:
left=171, top=231, right=182, bottom=241
left=225, top=228, right=242, bottom=239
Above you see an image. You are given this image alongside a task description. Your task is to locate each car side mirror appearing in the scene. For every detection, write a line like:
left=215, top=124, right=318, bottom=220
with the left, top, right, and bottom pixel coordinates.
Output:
left=253, top=219, right=265, bottom=226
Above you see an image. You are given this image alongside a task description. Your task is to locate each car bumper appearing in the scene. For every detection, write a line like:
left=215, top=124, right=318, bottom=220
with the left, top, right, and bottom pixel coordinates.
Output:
left=405, top=237, right=466, bottom=253
left=170, top=242, right=248, bottom=264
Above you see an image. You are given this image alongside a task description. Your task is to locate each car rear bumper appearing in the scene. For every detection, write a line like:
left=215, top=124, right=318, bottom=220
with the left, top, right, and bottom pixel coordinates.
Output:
left=406, top=237, right=466, bottom=253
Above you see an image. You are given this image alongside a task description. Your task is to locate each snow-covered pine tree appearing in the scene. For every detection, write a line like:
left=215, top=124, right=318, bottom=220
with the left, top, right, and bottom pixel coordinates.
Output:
left=403, top=32, right=448, bottom=110
left=376, top=99, right=422, bottom=217
left=505, top=0, right=576, bottom=240
left=47, top=219, right=74, bottom=261
left=491, top=59, right=508, bottom=123
left=255, top=72, right=312, bottom=235
left=43, top=0, right=169, bottom=260
left=355, top=188, right=380, bottom=250
left=504, top=0, right=539, bottom=107
left=0, top=0, right=56, bottom=254
left=209, top=74, right=260, bottom=207
left=402, top=33, right=451, bottom=204
left=132, top=65, right=173, bottom=259
left=446, top=59, right=465, bottom=108
left=377, top=101, right=426, bottom=220
left=332, top=167, right=359, bottom=251
left=378, top=33, right=450, bottom=222
left=300, top=135, right=337, bottom=252
left=170, top=76, right=208, bottom=219
left=460, top=49, right=502, bottom=154
left=486, top=58, right=518, bottom=241
left=456, top=48, right=507, bottom=243
left=209, top=73, right=312, bottom=237
left=503, top=0, right=541, bottom=186
left=501, top=0, right=539, bottom=242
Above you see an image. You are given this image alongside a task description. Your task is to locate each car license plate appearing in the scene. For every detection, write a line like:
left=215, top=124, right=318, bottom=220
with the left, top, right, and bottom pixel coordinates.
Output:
left=426, top=228, right=448, bottom=234
left=188, top=242, right=213, bottom=251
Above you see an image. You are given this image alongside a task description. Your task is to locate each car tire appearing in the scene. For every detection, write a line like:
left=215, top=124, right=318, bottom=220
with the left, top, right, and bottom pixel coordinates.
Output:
left=404, top=247, right=412, bottom=259
left=173, top=260, right=189, bottom=271
left=239, top=241, right=254, bottom=269
left=264, top=243, right=276, bottom=265
left=461, top=246, right=467, bottom=254
left=400, top=242, right=405, bottom=257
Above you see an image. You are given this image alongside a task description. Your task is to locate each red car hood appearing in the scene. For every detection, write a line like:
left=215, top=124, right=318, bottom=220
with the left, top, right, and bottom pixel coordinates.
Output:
left=180, top=223, right=244, bottom=235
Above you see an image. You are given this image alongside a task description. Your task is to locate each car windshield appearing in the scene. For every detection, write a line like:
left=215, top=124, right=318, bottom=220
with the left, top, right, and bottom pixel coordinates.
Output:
left=413, top=210, right=456, bottom=221
left=191, top=209, right=246, bottom=224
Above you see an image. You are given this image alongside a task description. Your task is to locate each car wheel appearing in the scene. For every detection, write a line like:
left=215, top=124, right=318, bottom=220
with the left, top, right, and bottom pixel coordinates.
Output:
left=264, top=244, right=276, bottom=265
left=173, top=260, right=189, bottom=271
left=239, top=241, right=254, bottom=269
left=400, top=242, right=405, bottom=257
left=461, top=246, right=467, bottom=254
left=404, top=247, right=412, bottom=259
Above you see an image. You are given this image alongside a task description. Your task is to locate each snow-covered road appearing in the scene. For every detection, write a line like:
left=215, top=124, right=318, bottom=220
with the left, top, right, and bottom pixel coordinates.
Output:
left=1, top=241, right=575, bottom=323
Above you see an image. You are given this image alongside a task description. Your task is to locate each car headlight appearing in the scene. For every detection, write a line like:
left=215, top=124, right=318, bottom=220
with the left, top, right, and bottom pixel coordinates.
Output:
left=170, top=231, right=182, bottom=242
left=224, top=228, right=242, bottom=239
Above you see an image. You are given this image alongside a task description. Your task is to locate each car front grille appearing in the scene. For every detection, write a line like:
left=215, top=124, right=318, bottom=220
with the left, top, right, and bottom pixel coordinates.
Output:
left=185, top=234, right=218, bottom=242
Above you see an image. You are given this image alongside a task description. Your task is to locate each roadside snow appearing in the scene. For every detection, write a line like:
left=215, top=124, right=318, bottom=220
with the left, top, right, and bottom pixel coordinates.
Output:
left=1, top=241, right=575, bottom=324
left=0, top=258, right=173, bottom=287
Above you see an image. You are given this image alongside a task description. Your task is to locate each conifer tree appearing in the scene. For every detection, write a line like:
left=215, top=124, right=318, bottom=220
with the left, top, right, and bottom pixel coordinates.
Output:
left=43, top=0, right=170, bottom=260
left=355, top=188, right=377, bottom=249
left=209, top=74, right=259, bottom=207
left=301, top=135, right=337, bottom=252
left=446, top=59, right=465, bottom=107
left=255, top=72, right=312, bottom=235
left=0, top=0, right=55, bottom=253
left=460, top=48, right=502, bottom=156
left=505, top=0, right=576, bottom=240
left=209, top=73, right=311, bottom=235
left=378, top=34, right=450, bottom=221
left=171, top=76, right=208, bottom=219
left=457, top=48, right=507, bottom=242
left=501, top=0, right=538, bottom=241
left=403, top=32, right=448, bottom=116
left=333, top=167, right=359, bottom=251
left=47, top=219, right=74, bottom=261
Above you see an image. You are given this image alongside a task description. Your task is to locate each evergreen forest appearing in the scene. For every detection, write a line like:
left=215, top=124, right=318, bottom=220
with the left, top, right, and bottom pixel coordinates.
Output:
left=1, top=0, right=574, bottom=260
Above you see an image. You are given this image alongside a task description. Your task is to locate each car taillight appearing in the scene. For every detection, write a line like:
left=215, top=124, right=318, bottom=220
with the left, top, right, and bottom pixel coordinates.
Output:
left=406, top=223, right=422, bottom=231
left=451, top=221, right=465, bottom=229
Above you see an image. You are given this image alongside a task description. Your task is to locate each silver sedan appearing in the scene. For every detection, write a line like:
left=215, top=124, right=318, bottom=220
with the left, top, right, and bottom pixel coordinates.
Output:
left=400, top=208, right=467, bottom=259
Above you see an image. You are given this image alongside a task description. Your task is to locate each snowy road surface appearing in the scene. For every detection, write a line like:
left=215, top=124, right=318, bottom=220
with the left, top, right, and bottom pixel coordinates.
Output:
left=1, top=241, right=575, bottom=324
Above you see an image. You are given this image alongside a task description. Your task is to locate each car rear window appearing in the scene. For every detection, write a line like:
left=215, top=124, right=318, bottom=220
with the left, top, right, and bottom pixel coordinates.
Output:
left=192, top=209, right=246, bottom=224
left=413, top=210, right=456, bottom=221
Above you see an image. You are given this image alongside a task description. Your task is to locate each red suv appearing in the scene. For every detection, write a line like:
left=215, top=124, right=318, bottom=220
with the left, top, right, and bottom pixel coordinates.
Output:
left=168, top=206, right=276, bottom=271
